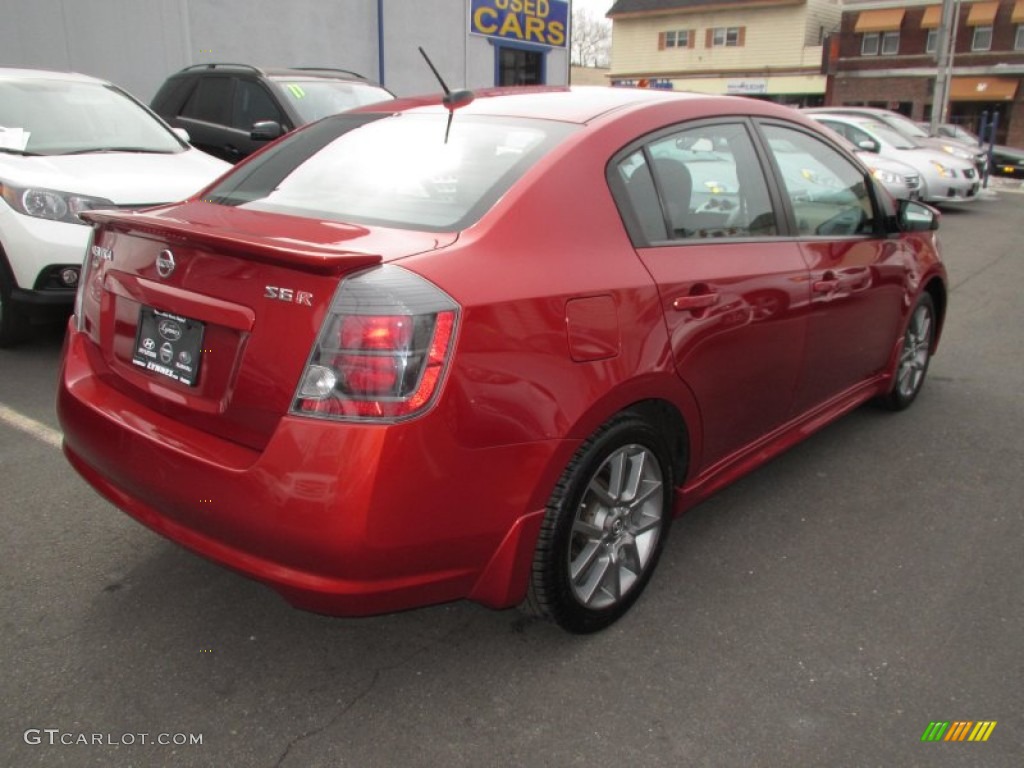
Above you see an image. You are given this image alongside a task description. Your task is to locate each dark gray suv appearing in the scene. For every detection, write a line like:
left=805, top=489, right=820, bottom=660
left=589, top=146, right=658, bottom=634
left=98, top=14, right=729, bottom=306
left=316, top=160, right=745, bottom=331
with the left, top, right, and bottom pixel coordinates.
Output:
left=151, top=64, right=393, bottom=163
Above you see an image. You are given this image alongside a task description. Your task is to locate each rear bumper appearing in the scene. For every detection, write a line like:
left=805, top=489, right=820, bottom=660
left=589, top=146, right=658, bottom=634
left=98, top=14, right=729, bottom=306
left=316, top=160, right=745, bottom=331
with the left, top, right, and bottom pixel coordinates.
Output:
left=58, top=326, right=558, bottom=615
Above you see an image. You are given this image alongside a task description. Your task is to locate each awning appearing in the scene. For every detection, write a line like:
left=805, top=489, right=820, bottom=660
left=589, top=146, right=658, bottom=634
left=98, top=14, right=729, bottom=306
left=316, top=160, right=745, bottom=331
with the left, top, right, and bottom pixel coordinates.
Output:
left=920, top=5, right=942, bottom=29
left=854, top=9, right=905, bottom=33
left=949, top=77, right=1018, bottom=101
left=966, top=1, right=998, bottom=26
left=1012, top=0, right=1024, bottom=23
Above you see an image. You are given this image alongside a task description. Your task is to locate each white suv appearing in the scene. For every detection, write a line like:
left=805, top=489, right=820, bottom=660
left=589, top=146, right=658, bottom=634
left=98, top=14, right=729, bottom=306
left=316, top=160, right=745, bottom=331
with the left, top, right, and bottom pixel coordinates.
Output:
left=0, top=68, right=229, bottom=345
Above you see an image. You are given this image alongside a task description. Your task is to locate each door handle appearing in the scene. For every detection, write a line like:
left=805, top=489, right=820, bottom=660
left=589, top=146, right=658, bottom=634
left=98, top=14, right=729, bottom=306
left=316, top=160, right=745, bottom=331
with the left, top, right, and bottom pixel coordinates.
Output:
left=813, top=271, right=840, bottom=293
left=672, top=293, right=719, bottom=311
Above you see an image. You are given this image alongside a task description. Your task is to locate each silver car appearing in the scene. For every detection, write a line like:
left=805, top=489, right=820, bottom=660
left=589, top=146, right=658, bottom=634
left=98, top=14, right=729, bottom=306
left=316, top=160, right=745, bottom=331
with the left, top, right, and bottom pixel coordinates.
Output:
left=855, top=149, right=922, bottom=200
left=806, top=106, right=986, bottom=174
left=807, top=114, right=979, bottom=205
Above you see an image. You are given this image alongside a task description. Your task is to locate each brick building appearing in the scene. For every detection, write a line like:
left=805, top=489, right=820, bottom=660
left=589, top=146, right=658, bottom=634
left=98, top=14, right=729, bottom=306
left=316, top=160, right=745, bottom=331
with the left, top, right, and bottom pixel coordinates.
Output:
left=828, top=0, right=1024, bottom=146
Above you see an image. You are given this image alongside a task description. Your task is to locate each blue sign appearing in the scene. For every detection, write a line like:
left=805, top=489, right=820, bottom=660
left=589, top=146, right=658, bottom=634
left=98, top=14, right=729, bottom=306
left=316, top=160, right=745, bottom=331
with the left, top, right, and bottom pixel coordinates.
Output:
left=470, top=0, right=568, bottom=48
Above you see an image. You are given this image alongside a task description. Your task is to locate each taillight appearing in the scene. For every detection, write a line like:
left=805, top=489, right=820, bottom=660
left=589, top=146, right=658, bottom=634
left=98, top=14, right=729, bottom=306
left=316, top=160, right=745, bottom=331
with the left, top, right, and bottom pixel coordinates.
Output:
left=292, top=265, right=459, bottom=421
left=75, top=228, right=108, bottom=336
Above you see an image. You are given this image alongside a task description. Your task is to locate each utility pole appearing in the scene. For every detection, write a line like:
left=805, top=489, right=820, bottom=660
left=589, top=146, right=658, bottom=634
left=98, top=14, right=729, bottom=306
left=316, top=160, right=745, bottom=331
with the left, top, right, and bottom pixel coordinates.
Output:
left=930, top=0, right=958, bottom=132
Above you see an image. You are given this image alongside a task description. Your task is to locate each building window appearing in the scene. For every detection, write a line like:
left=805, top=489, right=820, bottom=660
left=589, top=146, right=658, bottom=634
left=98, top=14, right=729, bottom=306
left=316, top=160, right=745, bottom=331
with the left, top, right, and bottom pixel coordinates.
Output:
left=861, top=33, right=880, bottom=55
left=972, top=25, right=993, bottom=51
left=1016, top=25, right=1024, bottom=50
left=710, top=27, right=742, bottom=47
left=666, top=30, right=690, bottom=48
left=926, top=29, right=938, bottom=54
left=881, top=30, right=900, bottom=54
left=497, top=47, right=543, bottom=85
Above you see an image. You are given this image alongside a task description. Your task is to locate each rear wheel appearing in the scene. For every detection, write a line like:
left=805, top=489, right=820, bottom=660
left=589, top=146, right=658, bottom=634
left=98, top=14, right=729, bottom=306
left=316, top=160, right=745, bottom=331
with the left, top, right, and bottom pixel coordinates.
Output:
left=0, top=267, right=30, bottom=348
left=526, top=413, right=673, bottom=633
left=879, top=293, right=935, bottom=411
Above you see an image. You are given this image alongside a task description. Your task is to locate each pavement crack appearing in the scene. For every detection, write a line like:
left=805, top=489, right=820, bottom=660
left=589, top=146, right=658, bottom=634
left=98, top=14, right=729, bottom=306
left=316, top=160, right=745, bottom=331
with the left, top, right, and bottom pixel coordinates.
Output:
left=273, top=668, right=381, bottom=768
left=272, top=616, right=476, bottom=767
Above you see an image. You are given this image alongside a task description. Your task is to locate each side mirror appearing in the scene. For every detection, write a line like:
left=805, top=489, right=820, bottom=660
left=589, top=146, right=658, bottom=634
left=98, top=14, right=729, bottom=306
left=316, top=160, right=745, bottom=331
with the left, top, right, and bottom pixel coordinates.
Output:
left=857, top=138, right=880, bottom=153
left=250, top=121, right=284, bottom=141
left=172, top=127, right=191, bottom=143
left=898, top=200, right=939, bottom=232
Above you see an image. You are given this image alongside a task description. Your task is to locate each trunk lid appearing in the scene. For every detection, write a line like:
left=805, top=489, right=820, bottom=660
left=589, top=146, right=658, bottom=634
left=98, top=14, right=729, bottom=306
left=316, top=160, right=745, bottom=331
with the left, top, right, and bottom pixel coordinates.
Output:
left=79, top=201, right=457, bottom=450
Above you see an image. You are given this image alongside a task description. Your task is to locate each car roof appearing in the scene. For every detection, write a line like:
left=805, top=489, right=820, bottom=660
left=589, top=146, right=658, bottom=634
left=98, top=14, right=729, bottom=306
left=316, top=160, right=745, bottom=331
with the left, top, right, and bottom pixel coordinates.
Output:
left=352, top=85, right=807, bottom=125
left=170, top=63, right=372, bottom=82
left=0, top=67, right=109, bottom=85
left=808, top=112, right=881, bottom=127
left=805, top=106, right=890, bottom=116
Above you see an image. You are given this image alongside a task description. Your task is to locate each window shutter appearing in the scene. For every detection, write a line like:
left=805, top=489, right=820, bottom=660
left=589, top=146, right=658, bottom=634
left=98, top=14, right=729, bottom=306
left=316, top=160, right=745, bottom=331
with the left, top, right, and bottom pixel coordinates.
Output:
left=706, top=28, right=713, bottom=47
left=658, top=32, right=666, bottom=50
left=689, top=30, right=696, bottom=48
left=738, top=27, right=746, bottom=46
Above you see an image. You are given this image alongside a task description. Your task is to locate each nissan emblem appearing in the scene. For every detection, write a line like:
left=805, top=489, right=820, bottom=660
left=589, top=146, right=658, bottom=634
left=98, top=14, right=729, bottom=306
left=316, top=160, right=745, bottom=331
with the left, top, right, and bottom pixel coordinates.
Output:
left=156, top=249, right=176, bottom=278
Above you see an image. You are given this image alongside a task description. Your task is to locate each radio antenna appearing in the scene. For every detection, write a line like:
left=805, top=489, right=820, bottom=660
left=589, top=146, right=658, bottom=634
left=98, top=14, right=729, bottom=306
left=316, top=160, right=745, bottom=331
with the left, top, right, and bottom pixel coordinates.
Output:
left=418, top=47, right=475, bottom=143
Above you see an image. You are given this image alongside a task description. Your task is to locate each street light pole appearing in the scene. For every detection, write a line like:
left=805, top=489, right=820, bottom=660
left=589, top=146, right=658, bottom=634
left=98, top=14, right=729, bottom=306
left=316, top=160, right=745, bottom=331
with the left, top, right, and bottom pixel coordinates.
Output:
left=930, top=0, right=958, bottom=132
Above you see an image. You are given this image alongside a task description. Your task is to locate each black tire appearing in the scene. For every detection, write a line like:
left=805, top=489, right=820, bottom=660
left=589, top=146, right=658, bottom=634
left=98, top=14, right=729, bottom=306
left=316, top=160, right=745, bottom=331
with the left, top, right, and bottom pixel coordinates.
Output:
left=0, top=266, right=30, bottom=348
left=879, top=293, right=935, bottom=411
left=525, top=412, right=674, bottom=633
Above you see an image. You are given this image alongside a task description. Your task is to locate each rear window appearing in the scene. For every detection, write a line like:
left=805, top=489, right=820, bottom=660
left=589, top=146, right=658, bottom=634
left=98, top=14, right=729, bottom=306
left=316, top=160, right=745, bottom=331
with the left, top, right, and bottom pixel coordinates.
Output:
left=206, top=112, right=576, bottom=231
left=272, top=78, right=394, bottom=122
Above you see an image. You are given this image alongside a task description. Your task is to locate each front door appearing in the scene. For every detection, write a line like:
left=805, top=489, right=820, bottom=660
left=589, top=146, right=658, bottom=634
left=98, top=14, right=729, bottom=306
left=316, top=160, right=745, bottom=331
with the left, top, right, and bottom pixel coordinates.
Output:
left=758, top=121, right=905, bottom=413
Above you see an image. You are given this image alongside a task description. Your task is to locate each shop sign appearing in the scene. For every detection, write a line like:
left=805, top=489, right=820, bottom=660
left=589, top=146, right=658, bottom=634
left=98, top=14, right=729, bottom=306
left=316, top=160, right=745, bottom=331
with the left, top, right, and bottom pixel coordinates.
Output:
left=470, top=0, right=568, bottom=48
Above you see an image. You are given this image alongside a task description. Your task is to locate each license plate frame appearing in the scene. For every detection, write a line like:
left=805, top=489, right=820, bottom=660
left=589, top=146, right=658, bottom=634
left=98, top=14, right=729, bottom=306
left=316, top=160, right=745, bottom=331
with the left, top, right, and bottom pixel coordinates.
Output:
left=131, top=307, right=205, bottom=387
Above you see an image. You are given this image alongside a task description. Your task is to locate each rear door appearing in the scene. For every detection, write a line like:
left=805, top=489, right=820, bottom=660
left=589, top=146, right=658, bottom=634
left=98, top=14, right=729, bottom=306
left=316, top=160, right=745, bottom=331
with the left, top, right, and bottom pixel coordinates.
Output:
left=611, top=119, right=811, bottom=472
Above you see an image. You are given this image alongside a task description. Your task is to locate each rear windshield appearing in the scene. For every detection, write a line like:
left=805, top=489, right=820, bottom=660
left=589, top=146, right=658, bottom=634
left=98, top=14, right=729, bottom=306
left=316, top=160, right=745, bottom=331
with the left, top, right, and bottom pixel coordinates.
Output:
left=271, top=78, right=394, bottom=123
left=207, top=112, right=576, bottom=231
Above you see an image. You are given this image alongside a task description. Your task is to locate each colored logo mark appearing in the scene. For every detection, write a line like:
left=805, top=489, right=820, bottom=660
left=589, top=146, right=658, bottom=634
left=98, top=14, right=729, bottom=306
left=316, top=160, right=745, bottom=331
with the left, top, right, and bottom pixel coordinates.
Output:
left=286, top=84, right=306, bottom=99
left=921, top=721, right=997, bottom=742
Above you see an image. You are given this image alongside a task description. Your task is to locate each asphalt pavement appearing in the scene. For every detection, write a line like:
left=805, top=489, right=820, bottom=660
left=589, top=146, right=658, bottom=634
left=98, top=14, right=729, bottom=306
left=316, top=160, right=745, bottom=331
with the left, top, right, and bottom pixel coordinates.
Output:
left=1, top=190, right=1022, bottom=767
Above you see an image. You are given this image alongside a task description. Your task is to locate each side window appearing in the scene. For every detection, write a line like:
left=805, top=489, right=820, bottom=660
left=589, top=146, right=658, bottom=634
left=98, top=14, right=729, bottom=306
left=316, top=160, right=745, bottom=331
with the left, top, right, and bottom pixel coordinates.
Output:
left=231, top=80, right=283, bottom=130
left=646, top=123, right=777, bottom=240
left=180, top=77, right=232, bottom=124
left=617, top=151, right=667, bottom=242
left=761, top=124, right=876, bottom=237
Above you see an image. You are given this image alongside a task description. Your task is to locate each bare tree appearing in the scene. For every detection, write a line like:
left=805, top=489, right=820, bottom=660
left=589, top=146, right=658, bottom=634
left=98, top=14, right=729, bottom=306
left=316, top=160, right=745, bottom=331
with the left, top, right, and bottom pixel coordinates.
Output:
left=571, top=7, right=611, bottom=68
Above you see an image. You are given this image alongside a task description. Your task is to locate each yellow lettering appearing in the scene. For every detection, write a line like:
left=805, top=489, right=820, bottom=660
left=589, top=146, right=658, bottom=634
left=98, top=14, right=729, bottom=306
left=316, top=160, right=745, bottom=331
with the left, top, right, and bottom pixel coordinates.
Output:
left=499, top=11, right=524, bottom=38
left=525, top=16, right=545, bottom=42
left=474, top=6, right=498, bottom=34
left=494, top=0, right=509, bottom=9
left=522, top=0, right=535, bottom=14
left=509, top=0, right=523, bottom=12
left=537, top=0, right=549, bottom=17
left=546, top=20, right=565, bottom=46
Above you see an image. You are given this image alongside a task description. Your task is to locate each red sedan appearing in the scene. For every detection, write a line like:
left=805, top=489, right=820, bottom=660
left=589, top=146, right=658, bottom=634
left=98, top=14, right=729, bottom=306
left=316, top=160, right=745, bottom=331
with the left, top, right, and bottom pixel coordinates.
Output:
left=57, top=87, right=947, bottom=633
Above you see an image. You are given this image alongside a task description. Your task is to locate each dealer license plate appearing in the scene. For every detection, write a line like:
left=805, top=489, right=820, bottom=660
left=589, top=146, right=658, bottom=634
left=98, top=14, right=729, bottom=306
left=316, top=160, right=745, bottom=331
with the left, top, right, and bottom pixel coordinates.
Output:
left=131, top=307, right=204, bottom=387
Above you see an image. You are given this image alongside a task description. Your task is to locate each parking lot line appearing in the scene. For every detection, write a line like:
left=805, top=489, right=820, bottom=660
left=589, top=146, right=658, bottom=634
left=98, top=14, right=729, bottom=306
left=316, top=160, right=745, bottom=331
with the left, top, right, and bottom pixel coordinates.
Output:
left=0, top=403, right=62, bottom=449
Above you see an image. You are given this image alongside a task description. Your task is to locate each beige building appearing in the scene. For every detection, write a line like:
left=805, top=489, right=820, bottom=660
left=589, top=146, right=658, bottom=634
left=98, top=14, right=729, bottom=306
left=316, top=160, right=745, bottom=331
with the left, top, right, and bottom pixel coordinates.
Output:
left=607, top=0, right=842, bottom=105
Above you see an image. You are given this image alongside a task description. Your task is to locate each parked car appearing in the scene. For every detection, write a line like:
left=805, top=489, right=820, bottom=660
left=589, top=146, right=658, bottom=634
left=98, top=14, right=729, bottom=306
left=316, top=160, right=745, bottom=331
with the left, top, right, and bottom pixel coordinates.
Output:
left=805, top=107, right=986, bottom=174
left=151, top=63, right=395, bottom=163
left=807, top=113, right=979, bottom=204
left=989, top=145, right=1024, bottom=178
left=0, top=68, right=230, bottom=346
left=859, top=152, right=922, bottom=200
left=58, top=87, right=947, bottom=633
left=918, top=121, right=981, bottom=147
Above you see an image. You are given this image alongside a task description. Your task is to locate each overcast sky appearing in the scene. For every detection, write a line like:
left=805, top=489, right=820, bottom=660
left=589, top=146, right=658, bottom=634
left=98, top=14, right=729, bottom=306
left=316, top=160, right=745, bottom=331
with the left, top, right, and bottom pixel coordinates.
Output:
left=573, top=0, right=615, bottom=19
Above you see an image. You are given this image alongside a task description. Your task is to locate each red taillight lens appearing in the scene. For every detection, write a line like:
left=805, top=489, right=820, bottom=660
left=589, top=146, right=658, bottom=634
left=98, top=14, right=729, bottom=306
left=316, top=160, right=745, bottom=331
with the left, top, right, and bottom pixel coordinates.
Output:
left=293, top=266, right=459, bottom=422
left=337, top=353, right=401, bottom=396
left=339, top=315, right=413, bottom=351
